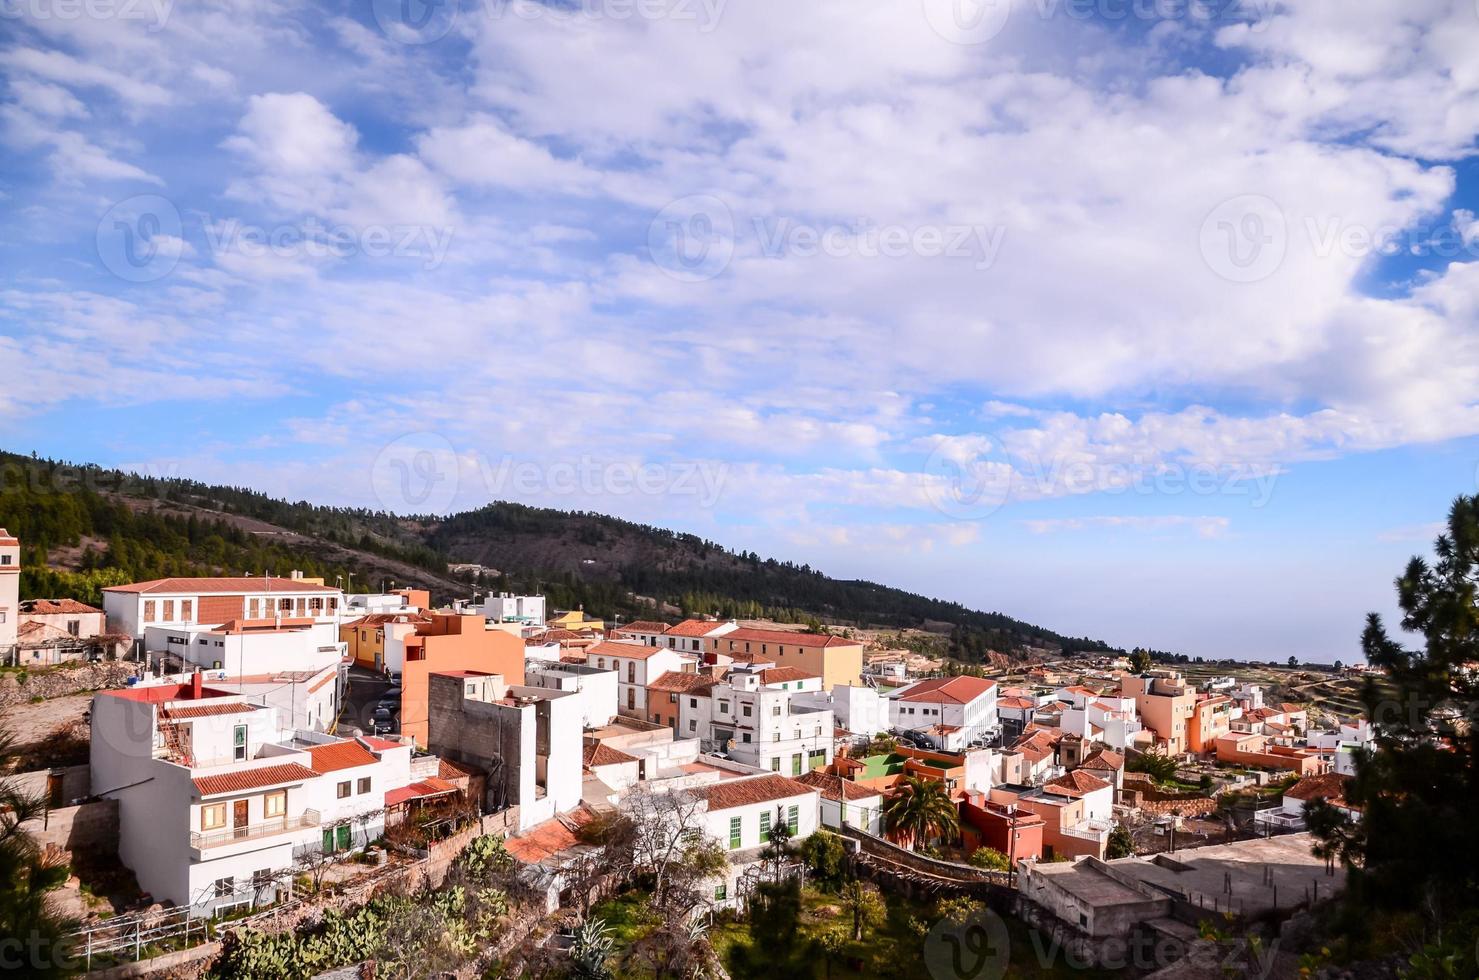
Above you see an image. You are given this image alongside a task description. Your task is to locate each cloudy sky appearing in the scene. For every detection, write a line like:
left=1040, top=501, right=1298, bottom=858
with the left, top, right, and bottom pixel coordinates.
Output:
left=3, top=0, right=1478, bottom=661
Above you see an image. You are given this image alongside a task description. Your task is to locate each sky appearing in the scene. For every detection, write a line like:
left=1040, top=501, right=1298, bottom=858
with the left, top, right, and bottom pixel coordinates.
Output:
left=2, top=1, right=1479, bottom=663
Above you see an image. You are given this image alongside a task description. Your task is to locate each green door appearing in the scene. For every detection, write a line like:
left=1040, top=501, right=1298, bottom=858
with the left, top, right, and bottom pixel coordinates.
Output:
left=792, top=754, right=802, bottom=775
left=336, top=824, right=351, bottom=850
left=322, top=828, right=334, bottom=853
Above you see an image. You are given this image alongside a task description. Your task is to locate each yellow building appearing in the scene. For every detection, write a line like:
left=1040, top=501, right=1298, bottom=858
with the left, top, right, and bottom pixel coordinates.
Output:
left=714, top=627, right=864, bottom=690
left=548, top=610, right=604, bottom=633
left=341, top=613, right=429, bottom=673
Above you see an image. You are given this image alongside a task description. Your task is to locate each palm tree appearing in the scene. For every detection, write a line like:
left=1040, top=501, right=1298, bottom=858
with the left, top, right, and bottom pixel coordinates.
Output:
left=881, top=776, right=959, bottom=852
left=0, top=729, right=77, bottom=978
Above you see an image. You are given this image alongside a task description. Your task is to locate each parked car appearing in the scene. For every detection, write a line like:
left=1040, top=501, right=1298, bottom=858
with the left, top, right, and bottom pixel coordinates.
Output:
left=371, top=706, right=398, bottom=735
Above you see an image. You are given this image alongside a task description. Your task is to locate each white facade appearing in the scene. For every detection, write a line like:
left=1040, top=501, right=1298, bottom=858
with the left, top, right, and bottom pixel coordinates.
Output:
left=888, top=677, right=1000, bottom=749
left=1060, top=696, right=1143, bottom=751
left=482, top=593, right=546, bottom=625
left=524, top=660, right=619, bottom=727
left=90, top=678, right=417, bottom=913
left=705, top=669, right=835, bottom=776
left=588, top=641, right=691, bottom=717
left=144, top=621, right=344, bottom=676
left=792, top=684, right=888, bottom=739
left=102, top=577, right=345, bottom=639
left=0, top=529, right=18, bottom=650
left=344, top=593, right=414, bottom=615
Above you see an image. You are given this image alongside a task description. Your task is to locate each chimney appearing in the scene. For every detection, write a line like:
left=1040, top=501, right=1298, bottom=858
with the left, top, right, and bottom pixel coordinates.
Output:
left=191, top=670, right=203, bottom=699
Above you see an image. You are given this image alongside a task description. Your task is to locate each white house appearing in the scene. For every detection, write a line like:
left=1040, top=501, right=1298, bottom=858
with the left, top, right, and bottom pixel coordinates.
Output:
left=0, top=528, right=18, bottom=651
left=1061, top=696, right=1143, bottom=751
left=659, top=619, right=738, bottom=655
left=1253, top=773, right=1360, bottom=833
left=89, top=675, right=428, bottom=914
left=587, top=640, right=693, bottom=717
left=1306, top=720, right=1373, bottom=776
left=698, top=773, right=820, bottom=907
left=524, top=659, right=619, bottom=728
left=888, top=676, right=999, bottom=750
left=607, top=620, right=671, bottom=647
left=102, top=575, right=345, bottom=639
left=792, top=683, right=889, bottom=741
left=692, top=666, right=835, bottom=776
left=796, top=769, right=883, bottom=835
left=482, top=593, right=546, bottom=626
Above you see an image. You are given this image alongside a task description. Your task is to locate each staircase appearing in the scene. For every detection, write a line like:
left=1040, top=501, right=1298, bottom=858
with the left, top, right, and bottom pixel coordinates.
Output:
left=157, top=708, right=194, bottom=766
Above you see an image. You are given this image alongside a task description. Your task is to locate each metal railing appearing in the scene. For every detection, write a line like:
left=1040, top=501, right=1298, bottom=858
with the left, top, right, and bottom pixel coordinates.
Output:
left=191, top=810, right=320, bottom=850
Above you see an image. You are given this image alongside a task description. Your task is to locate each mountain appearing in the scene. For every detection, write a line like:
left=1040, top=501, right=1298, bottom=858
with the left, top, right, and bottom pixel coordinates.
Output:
left=0, top=451, right=1115, bottom=661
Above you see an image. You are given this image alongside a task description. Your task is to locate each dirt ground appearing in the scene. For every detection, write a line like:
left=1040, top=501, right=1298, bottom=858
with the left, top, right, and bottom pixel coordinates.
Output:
left=1, top=692, right=93, bottom=769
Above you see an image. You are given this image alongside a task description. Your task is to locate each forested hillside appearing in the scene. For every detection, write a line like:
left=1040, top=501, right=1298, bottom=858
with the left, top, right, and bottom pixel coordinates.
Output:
left=0, top=452, right=1113, bottom=659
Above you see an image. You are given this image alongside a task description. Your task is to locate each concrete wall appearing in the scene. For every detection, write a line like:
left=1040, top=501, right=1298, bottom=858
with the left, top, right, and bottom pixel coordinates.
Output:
left=20, top=798, right=118, bottom=856
left=8, top=764, right=90, bottom=803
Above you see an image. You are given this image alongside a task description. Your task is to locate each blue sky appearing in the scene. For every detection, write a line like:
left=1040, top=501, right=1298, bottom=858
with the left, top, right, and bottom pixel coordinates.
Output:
left=3, top=0, right=1479, bottom=662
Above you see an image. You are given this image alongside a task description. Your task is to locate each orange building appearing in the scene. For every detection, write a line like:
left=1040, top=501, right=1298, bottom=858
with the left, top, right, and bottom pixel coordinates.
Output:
left=960, top=793, right=1045, bottom=864
left=1188, top=694, right=1233, bottom=754
left=1214, top=731, right=1325, bottom=775
left=398, top=613, right=525, bottom=746
left=1119, top=670, right=1197, bottom=755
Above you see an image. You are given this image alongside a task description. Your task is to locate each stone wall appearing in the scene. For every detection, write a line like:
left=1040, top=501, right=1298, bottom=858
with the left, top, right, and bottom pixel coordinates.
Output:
left=20, top=799, right=118, bottom=858
left=9, top=763, right=91, bottom=802
left=0, top=661, right=137, bottom=708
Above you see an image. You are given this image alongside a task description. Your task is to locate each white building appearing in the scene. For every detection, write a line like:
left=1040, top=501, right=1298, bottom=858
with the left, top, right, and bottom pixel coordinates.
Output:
left=1060, top=695, right=1144, bottom=751
left=796, top=769, right=884, bottom=835
left=102, top=575, right=345, bottom=639
left=0, top=528, right=18, bottom=651
left=524, top=659, right=619, bottom=728
left=587, top=640, right=694, bottom=717
left=482, top=593, right=546, bottom=626
left=90, top=675, right=431, bottom=914
left=888, top=676, right=999, bottom=751
left=659, top=619, right=738, bottom=655
left=425, top=671, right=584, bottom=833
left=607, top=620, right=671, bottom=647
left=1253, top=773, right=1359, bottom=834
left=1306, top=720, right=1373, bottom=776
left=792, top=683, right=888, bottom=741
left=697, top=666, right=836, bottom=776
left=698, top=773, right=821, bottom=907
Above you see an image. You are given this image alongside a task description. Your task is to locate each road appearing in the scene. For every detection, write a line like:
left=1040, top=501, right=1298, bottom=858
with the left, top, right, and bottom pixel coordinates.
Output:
left=338, top=665, right=393, bottom=735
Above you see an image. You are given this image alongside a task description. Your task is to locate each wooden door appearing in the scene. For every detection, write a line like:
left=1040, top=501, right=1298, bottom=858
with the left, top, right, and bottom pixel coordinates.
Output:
left=233, top=799, right=249, bottom=838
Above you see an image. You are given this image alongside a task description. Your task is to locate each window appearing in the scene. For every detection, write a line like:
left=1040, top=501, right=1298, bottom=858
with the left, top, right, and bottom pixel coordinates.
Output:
left=596, top=658, right=605, bottom=669
left=729, top=816, right=742, bottom=849
left=772, top=705, right=782, bottom=717
left=787, top=805, right=799, bottom=833
left=688, top=720, right=696, bottom=732
left=719, top=700, right=730, bottom=714
left=742, top=705, right=752, bottom=718
left=264, top=790, right=286, bottom=819
left=760, top=810, right=772, bottom=842
left=233, top=724, right=247, bottom=762
left=181, top=600, right=193, bottom=621
left=143, top=600, right=156, bottom=621
left=201, top=803, right=227, bottom=831
left=770, top=757, right=780, bottom=771
left=337, top=781, right=350, bottom=799
left=162, top=600, right=175, bottom=621
left=214, top=876, right=234, bottom=898
left=66, top=619, right=80, bottom=636
left=328, top=597, right=337, bottom=612
left=249, top=599, right=261, bottom=618
left=669, top=693, right=678, bottom=703
left=358, top=777, right=371, bottom=794
left=714, top=884, right=727, bottom=901
left=627, top=663, right=636, bottom=683
left=627, top=689, right=636, bottom=710
left=689, top=697, right=698, bottom=708
left=252, top=868, right=272, bottom=893
left=0, top=554, right=10, bottom=565
left=279, top=598, right=293, bottom=612
left=742, top=733, right=752, bottom=743
left=772, top=733, right=780, bottom=742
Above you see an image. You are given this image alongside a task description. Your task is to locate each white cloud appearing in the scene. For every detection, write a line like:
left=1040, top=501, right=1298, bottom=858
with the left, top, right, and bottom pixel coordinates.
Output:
left=1022, top=515, right=1231, bottom=538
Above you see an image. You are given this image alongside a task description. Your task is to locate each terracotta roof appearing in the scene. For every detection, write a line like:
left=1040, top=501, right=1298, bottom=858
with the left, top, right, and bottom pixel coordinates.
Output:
left=1284, top=773, right=1354, bottom=807
left=701, top=773, right=815, bottom=811
left=998, top=696, right=1038, bottom=709
left=342, top=613, right=432, bottom=628
left=193, top=763, right=317, bottom=797
left=361, top=736, right=406, bottom=752
left=19, top=598, right=103, bottom=615
left=106, top=683, right=236, bottom=704
left=438, top=757, right=476, bottom=781
left=506, top=806, right=599, bottom=864
left=384, top=776, right=458, bottom=808
left=104, top=577, right=340, bottom=595
left=726, top=627, right=853, bottom=648
left=162, top=702, right=260, bottom=719
left=663, top=619, right=731, bottom=637
left=646, top=670, right=722, bottom=694
left=307, top=740, right=379, bottom=773
left=0, top=528, right=17, bottom=547
left=893, top=676, right=998, bottom=705
left=588, top=640, right=671, bottom=661
left=612, top=620, right=670, bottom=635
left=17, top=621, right=68, bottom=642
left=1044, top=769, right=1111, bottom=797
left=796, top=769, right=881, bottom=801
left=1079, top=749, right=1125, bottom=771
left=758, top=666, right=820, bottom=685
left=583, top=743, right=641, bottom=767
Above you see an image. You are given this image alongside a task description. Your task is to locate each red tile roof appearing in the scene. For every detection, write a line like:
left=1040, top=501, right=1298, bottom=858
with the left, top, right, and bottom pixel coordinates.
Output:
left=758, top=667, right=820, bottom=685
left=1284, top=773, right=1354, bottom=807
left=893, top=676, right=997, bottom=704
left=646, top=670, right=722, bottom=694
left=360, top=736, right=406, bottom=752
left=0, top=528, right=17, bottom=547
left=795, top=770, right=881, bottom=802
left=588, top=640, right=672, bottom=661
left=384, top=776, right=458, bottom=808
left=701, top=773, right=815, bottom=812
left=726, top=627, right=854, bottom=649
left=506, top=806, right=599, bottom=864
left=19, top=598, right=103, bottom=615
left=612, top=620, right=670, bottom=635
left=663, top=619, right=731, bottom=637
left=1044, top=769, right=1111, bottom=798
left=106, top=684, right=236, bottom=704
left=1079, top=750, right=1125, bottom=772
left=307, top=740, right=379, bottom=773
left=162, top=702, right=260, bottom=720
left=583, top=743, right=641, bottom=767
left=193, top=763, right=317, bottom=797
left=104, top=577, right=340, bottom=595
left=998, top=696, right=1038, bottom=709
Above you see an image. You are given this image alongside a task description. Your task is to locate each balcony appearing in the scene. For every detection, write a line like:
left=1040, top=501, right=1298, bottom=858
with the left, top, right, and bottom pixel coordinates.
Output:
left=190, top=810, right=320, bottom=854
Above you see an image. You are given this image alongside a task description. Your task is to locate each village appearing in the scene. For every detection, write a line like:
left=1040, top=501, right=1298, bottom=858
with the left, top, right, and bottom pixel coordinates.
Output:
left=0, top=525, right=1375, bottom=978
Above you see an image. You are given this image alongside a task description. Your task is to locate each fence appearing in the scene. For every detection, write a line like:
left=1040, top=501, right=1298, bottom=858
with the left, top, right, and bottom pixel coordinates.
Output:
left=71, top=904, right=214, bottom=972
